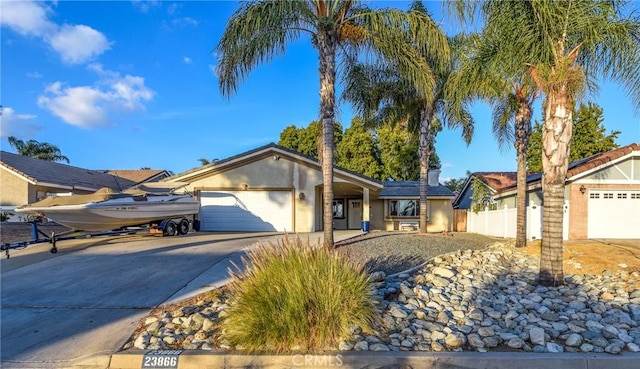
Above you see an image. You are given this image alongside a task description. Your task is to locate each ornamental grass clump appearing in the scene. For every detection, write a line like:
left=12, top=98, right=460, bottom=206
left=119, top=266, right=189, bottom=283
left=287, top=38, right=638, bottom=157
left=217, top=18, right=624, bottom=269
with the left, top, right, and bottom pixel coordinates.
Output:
left=221, top=236, right=376, bottom=353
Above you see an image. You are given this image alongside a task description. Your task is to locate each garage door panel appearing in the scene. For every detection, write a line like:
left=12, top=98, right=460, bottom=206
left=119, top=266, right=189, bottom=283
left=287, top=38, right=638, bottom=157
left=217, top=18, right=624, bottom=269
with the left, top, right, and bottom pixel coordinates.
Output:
left=199, top=191, right=292, bottom=232
left=588, top=190, right=640, bottom=239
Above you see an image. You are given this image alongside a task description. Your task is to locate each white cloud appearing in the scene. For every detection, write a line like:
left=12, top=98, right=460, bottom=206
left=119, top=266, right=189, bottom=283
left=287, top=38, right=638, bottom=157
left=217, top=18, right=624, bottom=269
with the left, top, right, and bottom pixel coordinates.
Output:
left=37, top=67, right=155, bottom=129
left=0, top=1, right=111, bottom=65
left=183, top=57, right=192, bottom=64
left=0, top=107, right=43, bottom=138
left=26, top=71, right=43, bottom=79
left=131, top=0, right=160, bottom=13
left=172, top=17, right=197, bottom=28
left=47, top=24, right=111, bottom=64
left=0, top=1, right=56, bottom=37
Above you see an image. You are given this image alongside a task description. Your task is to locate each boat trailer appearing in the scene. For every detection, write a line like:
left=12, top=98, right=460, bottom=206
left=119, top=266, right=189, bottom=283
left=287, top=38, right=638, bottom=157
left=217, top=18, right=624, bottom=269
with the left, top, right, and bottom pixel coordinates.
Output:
left=1, top=222, right=139, bottom=258
left=2, top=216, right=195, bottom=258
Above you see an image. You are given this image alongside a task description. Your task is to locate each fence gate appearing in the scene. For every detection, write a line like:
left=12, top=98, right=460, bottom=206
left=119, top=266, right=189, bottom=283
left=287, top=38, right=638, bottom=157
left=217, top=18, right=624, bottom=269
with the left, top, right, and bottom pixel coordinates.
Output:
left=454, top=209, right=467, bottom=232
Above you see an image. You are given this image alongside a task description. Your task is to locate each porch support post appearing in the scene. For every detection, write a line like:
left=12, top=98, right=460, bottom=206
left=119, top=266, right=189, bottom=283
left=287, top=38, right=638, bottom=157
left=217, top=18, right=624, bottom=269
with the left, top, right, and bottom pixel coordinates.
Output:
left=363, top=187, right=370, bottom=222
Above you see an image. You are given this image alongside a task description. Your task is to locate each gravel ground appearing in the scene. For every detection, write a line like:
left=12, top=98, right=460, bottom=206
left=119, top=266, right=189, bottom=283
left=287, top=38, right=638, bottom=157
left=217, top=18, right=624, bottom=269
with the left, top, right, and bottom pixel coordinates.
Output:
left=335, top=231, right=500, bottom=275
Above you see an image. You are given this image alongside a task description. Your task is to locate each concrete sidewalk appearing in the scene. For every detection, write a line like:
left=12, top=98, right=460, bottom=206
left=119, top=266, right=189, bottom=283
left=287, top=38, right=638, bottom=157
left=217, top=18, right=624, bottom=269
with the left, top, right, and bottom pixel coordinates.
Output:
left=109, top=350, right=640, bottom=369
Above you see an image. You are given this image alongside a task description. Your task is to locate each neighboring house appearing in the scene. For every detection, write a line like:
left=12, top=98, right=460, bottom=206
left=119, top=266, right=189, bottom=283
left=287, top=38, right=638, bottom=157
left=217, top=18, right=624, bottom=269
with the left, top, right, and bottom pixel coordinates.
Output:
left=453, top=172, right=517, bottom=210
left=460, top=143, right=640, bottom=240
left=166, top=143, right=455, bottom=233
left=0, top=151, right=138, bottom=208
left=104, top=169, right=171, bottom=185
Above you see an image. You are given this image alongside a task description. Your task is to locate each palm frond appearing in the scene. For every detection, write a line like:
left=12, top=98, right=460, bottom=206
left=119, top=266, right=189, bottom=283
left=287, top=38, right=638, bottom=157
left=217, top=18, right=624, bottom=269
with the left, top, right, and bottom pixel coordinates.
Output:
left=215, top=0, right=312, bottom=97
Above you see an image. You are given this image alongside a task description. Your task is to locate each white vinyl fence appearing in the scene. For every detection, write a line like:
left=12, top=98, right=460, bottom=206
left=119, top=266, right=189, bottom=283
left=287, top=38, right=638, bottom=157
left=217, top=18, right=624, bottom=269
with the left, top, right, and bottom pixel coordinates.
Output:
left=467, top=202, right=569, bottom=240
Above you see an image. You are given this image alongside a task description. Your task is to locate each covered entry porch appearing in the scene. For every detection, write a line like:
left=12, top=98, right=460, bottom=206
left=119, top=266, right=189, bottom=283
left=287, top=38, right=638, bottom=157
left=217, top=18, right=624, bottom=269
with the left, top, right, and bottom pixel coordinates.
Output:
left=314, top=181, right=381, bottom=231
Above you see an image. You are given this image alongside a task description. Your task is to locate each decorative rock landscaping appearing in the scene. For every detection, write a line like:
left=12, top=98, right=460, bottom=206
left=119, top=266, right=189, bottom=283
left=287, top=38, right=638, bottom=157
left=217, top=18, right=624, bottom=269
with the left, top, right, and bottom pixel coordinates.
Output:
left=123, top=242, right=640, bottom=354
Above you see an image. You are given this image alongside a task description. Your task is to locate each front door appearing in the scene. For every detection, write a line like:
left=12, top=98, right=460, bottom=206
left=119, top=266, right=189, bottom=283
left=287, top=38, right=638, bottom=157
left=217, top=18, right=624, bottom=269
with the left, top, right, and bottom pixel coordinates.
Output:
left=347, top=199, right=362, bottom=229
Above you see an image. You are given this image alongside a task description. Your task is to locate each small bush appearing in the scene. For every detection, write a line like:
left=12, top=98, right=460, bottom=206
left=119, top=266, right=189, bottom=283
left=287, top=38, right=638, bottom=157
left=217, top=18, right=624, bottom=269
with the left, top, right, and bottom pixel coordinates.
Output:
left=0, top=211, right=13, bottom=222
left=221, top=236, right=376, bottom=353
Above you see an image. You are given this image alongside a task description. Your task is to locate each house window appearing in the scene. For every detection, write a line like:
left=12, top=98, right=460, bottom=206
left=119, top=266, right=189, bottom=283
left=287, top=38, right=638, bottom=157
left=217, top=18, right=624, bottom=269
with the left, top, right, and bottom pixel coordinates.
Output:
left=590, top=193, right=600, bottom=199
left=631, top=193, right=640, bottom=199
left=332, top=199, right=345, bottom=219
left=389, top=200, right=420, bottom=217
left=617, top=193, right=627, bottom=199
left=603, top=193, right=614, bottom=199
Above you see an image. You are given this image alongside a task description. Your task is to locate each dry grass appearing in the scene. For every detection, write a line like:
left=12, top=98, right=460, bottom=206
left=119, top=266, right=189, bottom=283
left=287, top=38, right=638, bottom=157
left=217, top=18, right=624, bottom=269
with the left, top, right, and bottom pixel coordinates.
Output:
left=522, top=239, right=640, bottom=276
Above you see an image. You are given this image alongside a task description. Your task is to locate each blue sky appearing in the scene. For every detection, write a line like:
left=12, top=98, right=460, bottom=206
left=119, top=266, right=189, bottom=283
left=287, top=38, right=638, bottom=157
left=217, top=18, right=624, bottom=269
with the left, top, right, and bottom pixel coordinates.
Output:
left=2, top=1, right=638, bottom=182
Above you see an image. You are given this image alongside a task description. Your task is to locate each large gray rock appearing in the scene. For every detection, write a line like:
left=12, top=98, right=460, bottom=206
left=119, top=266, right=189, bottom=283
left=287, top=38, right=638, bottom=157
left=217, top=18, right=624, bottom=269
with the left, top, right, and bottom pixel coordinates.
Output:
left=530, top=327, right=546, bottom=346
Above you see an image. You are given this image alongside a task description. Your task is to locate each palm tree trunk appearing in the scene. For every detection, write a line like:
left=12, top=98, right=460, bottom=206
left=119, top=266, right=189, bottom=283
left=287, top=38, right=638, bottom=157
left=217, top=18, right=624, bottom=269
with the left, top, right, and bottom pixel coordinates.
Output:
left=418, top=107, right=432, bottom=234
left=318, top=31, right=337, bottom=250
left=514, top=101, right=532, bottom=248
left=539, top=89, right=572, bottom=286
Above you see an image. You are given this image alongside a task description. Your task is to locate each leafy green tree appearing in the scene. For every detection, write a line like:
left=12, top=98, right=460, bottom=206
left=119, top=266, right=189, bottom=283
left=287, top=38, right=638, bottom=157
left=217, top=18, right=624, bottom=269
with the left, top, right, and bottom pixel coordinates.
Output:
left=277, top=118, right=441, bottom=180
left=335, top=117, right=382, bottom=179
left=469, top=176, right=493, bottom=213
left=456, top=0, right=640, bottom=286
left=7, top=136, right=70, bottom=163
left=376, top=122, right=419, bottom=181
left=278, top=126, right=300, bottom=152
left=443, top=176, right=466, bottom=194
left=216, top=0, right=449, bottom=248
left=278, top=121, right=343, bottom=159
left=526, top=103, right=620, bottom=172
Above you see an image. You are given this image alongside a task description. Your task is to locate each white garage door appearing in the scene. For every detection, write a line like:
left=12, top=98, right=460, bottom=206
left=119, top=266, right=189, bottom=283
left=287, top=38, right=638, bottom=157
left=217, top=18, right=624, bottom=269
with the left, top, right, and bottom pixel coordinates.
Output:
left=199, top=191, right=293, bottom=232
left=588, top=190, right=640, bottom=239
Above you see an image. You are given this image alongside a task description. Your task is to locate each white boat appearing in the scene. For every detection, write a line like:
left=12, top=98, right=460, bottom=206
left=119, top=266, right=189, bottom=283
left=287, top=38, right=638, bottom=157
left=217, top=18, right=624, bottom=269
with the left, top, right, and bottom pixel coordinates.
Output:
left=14, top=182, right=200, bottom=232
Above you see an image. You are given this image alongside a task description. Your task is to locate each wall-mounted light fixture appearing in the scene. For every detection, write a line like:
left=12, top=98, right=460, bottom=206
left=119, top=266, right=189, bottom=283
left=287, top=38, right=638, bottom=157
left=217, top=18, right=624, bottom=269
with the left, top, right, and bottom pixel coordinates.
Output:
left=579, top=185, right=586, bottom=194
left=273, top=155, right=280, bottom=161
left=299, top=192, right=306, bottom=200
left=242, top=183, right=248, bottom=190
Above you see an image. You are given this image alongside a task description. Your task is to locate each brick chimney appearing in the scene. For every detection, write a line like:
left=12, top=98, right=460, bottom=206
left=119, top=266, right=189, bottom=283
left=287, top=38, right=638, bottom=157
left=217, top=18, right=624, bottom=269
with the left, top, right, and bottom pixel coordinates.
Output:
left=428, top=169, right=441, bottom=186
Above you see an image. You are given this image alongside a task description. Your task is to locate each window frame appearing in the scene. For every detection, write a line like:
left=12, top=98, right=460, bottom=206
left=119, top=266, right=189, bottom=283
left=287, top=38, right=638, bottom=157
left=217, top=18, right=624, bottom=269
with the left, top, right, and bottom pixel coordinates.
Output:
left=388, top=199, right=421, bottom=218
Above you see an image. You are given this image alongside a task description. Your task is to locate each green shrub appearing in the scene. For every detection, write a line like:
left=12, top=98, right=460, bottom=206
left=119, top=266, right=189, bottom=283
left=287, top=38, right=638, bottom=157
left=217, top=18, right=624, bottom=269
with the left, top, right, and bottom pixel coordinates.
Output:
left=0, top=211, right=13, bottom=222
left=221, top=236, right=376, bottom=353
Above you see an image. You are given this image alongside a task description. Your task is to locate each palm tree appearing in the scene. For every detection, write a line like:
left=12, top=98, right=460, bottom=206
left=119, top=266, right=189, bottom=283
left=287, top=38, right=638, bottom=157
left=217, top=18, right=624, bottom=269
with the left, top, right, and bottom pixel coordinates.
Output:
left=7, top=136, right=70, bottom=163
left=343, top=25, right=473, bottom=233
left=198, top=158, right=218, bottom=166
left=216, top=0, right=449, bottom=248
left=447, top=33, right=539, bottom=248
left=455, top=0, right=640, bottom=286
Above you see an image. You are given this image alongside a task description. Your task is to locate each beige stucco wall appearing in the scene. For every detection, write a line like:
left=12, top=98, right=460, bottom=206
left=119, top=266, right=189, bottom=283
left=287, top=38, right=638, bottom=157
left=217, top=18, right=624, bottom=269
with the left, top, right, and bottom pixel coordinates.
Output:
left=1, top=169, right=29, bottom=206
left=0, top=169, right=92, bottom=208
left=381, top=198, right=453, bottom=232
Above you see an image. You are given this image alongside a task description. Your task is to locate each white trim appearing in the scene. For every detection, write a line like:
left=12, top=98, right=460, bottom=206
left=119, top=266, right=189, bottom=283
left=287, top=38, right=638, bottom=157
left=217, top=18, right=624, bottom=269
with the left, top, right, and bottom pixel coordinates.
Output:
left=572, top=178, right=640, bottom=185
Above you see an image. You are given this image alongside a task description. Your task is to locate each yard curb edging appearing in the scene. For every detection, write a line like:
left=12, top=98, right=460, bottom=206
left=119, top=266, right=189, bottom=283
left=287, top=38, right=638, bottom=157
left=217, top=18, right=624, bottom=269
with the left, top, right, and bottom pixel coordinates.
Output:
left=108, top=350, right=640, bottom=369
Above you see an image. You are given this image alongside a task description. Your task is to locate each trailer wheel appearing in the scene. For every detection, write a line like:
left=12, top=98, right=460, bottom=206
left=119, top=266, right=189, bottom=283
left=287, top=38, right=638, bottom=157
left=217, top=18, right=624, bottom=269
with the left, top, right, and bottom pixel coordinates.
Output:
left=163, top=221, right=177, bottom=237
left=177, top=219, right=190, bottom=235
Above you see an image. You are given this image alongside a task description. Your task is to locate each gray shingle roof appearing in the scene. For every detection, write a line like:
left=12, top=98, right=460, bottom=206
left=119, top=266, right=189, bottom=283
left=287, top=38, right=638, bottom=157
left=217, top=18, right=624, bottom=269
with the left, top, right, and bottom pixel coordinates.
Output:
left=0, top=151, right=136, bottom=191
left=379, top=181, right=454, bottom=198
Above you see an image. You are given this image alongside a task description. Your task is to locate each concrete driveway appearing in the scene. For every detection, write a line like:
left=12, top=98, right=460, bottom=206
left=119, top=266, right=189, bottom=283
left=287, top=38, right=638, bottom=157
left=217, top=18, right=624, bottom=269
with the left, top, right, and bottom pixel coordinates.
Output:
left=0, top=230, right=361, bottom=369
